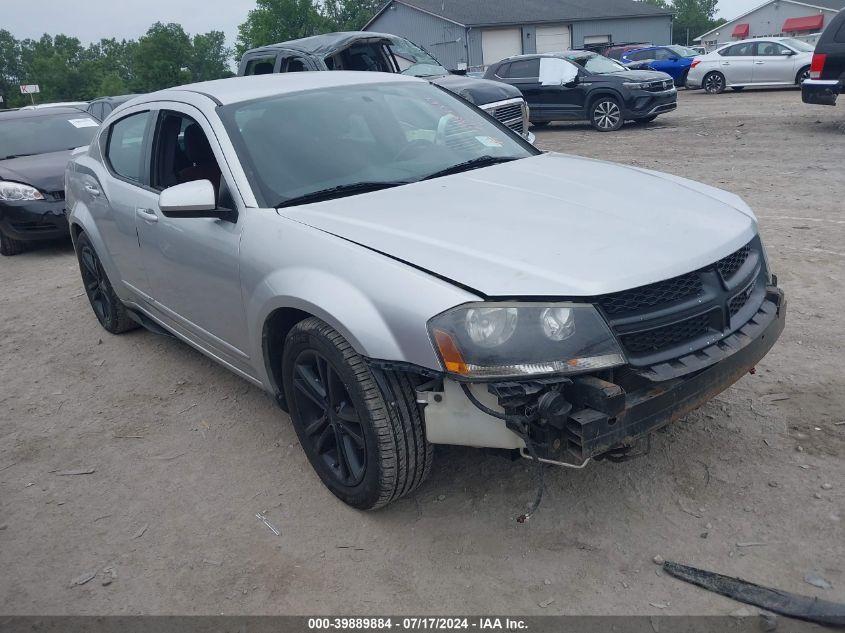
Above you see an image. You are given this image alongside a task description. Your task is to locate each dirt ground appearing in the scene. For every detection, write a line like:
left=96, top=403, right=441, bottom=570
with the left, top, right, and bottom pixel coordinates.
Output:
left=1, top=88, right=843, bottom=617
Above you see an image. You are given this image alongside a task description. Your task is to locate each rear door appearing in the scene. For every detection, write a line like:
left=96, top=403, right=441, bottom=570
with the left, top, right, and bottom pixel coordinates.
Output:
left=93, top=107, right=156, bottom=297
left=718, top=42, right=756, bottom=84
left=492, top=58, right=543, bottom=115
left=753, top=41, right=796, bottom=83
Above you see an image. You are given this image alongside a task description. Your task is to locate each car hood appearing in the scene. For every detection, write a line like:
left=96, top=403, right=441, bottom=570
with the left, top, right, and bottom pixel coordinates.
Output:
left=613, top=69, right=675, bottom=82
left=0, top=150, right=73, bottom=193
left=280, top=153, right=758, bottom=297
left=431, top=74, right=523, bottom=105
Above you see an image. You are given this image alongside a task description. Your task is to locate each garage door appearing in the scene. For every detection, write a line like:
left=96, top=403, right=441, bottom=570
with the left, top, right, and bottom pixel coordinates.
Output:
left=536, top=25, right=571, bottom=54
left=481, top=28, right=523, bottom=65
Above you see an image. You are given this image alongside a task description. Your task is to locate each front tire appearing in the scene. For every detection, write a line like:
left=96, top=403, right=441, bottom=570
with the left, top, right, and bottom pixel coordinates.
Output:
left=703, top=72, right=726, bottom=94
left=282, top=317, right=432, bottom=510
left=0, top=229, right=27, bottom=256
left=677, top=71, right=689, bottom=88
left=75, top=232, right=139, bottom=334
left=590, top=96, right=623, bottom=132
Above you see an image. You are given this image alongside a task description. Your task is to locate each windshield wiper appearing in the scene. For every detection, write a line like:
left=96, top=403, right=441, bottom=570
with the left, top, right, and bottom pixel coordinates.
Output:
left=275, top=181, right=411, bottom=208
left=421, top=155, right=520, bottom=181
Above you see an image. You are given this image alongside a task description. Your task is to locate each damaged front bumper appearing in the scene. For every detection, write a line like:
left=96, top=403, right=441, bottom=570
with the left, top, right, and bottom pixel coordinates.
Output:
left=418, top=286, right=786, bottom=464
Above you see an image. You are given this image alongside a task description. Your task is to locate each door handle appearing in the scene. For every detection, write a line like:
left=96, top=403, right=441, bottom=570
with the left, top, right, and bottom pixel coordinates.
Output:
left=754, top=61, right=765, bottom=64
left=722, top=62, right=730, bottom=65
left=136, top=208, right=159, bottom=223
left=84, top=183, right=101, bottom=196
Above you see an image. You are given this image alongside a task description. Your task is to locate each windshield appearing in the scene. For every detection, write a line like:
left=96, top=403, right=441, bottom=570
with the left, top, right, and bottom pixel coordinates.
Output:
left=0, top=111, right=99, bottom=159
left=388, top=37, right=448, bottom=78
left=220, top=82, right=536, bottom=208
left=667, top=45, right=700, bottom=57
left=565, top=53, right=628, bottom=74
left=781, top=38, right=815, bottom=52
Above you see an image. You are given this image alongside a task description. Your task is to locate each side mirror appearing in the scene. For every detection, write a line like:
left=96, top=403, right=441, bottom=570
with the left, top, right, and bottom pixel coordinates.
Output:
left=785, top=49, right=796, bottom=56
left=159, top=180, right=230, bottom=220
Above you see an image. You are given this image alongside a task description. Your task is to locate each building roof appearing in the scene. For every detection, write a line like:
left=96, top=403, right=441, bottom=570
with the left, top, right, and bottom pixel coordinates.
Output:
left=369, top=0, right=672, bottom=28
left=695, top=0, right=845, bottom=41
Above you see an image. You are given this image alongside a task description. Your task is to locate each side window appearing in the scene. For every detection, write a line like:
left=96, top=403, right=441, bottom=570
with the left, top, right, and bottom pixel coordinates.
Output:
left=757, top=42, right=788, bottom=56
left=151, top=111, right=227, bottom=206
left=628, top=50, right=652, bottom=61
left=495, top=62, right=511, bottom=77
left=106, top=112, right=151, bottom=183
left=244, top=55, right=277, bottom=75
left=723, top=42, right=755, bottom=57
left=836, top=19, right=845, bottom=43
left=282, top=56, right=309, bottom=72
left=503, top=58, right=540, bottom=78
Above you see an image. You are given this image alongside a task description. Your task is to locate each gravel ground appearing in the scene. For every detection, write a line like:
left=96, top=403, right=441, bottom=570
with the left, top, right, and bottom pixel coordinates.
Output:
left=0, top=87, right=843, bottom=616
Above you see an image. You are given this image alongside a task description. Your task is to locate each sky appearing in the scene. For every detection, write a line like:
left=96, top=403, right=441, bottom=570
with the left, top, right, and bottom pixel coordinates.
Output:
left=2, top=0, right=764, bottom=48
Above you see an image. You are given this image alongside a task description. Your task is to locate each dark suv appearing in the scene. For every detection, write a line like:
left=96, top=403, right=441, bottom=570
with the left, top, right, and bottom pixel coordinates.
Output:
left=239, top=32, right=533, bottom=141
left=802, top=9, right=845, bottom=106
left=484, top=51, right=677, bottom=131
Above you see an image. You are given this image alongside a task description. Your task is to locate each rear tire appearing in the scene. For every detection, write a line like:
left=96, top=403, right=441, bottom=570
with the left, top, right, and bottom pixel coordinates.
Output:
left=703, top=72, right=726, bottom=94
left=0, top=229, right=27, bottom=256
left=796, top=66, right=810, bottom=85
left=677, top=71, right=689, bottom=88
left=282, top=317, right=432, bottom=510
left=589, top=96, right=624, bottom=132
left=74, top=232, right=139, bottom=334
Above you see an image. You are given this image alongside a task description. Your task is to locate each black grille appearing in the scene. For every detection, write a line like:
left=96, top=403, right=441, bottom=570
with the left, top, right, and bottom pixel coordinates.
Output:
left=598, top=272, right=702, bottom=317
left=729, top=279, right=756, bottom=318
left=717, top=244, right=751, bottom=280
left=620, top=313, right=713, bottom=355
left=644, top=79, right=673, bottom=92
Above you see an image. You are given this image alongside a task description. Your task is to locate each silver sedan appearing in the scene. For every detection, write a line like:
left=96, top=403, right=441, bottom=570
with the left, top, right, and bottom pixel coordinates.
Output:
left=66, top=73, right=784, bottom=512
left=686, top=37, right=814, bottom=93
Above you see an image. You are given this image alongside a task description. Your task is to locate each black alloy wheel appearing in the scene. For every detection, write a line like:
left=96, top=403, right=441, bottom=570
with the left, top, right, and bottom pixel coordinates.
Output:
left=703, top=72, right=726, bottom=94
left=291, top=349, right=367, bottom=487
left=75, top=232, right=138, bottom=334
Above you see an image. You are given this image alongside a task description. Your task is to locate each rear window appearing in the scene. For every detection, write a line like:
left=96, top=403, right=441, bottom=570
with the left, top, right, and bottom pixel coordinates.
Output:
left=500, top=58, right=540, bottom=78
left=244, top=56, right=276, bottom=75
left=0, top=112, right=99, bottom=159
left=835, top=19, right=845, bottom=43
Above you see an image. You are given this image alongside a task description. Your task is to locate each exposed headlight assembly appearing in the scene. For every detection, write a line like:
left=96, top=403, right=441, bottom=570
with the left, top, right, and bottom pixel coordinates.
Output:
left=0, top=181, right=45, bottom=201
left=623, top=81, right=652, bottom=90
left=428, top=302, right=626, bottom=380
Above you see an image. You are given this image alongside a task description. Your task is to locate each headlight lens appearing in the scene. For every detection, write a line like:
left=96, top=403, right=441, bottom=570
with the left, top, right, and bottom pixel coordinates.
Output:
left=465, top=307, right=518, bottom=347
left=623, top=81, right=650, bottom=90
left=0, top=181, right=45, bottom=201
left=429, top=302, right=625, bottom=379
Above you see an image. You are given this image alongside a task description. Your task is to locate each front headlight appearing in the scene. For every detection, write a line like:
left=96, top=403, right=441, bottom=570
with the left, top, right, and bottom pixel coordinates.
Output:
left=623, top=81, right=651, bottom=90
left=428, top=302, right=626, bottom=380
left=0, top=181, right=45, bottom=201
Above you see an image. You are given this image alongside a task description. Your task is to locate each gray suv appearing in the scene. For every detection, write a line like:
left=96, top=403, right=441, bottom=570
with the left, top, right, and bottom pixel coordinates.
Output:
left=66, top=73, right=785, bottom=513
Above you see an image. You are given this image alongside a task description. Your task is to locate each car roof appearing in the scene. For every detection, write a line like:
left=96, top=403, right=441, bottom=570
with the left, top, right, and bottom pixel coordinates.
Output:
left=500, top=50, right=595, bottom=62
left=246, top=31, right=399, bottom=57
left=0, top=106, right=90, bottom=120
left=140, top=72, right=424, bottom=107
left=90, top=94, right=136, bottom=103
left=716, top=36, right=796, bottom=47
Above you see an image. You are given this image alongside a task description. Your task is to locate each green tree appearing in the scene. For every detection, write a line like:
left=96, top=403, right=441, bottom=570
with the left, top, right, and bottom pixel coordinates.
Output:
left=132, top=22, right=193, bottom=92
left=638, top=0, right=670, bottom=8
left=672, top=0, right=724, bottom=44
left=190, top=31, right=233, bottom=82
left=321, top=0, right=383, bottom=31
left=0, top=29, right=23, bottom=107
left=235, top=0, right=325, bottom=57
left=97, top=71, right=128, bottom=96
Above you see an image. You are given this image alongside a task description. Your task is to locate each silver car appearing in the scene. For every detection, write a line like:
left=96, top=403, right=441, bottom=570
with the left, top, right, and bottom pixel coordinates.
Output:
left=686, top=37, right=814, bottom=93
left=66, top=72, right=785, bottom=513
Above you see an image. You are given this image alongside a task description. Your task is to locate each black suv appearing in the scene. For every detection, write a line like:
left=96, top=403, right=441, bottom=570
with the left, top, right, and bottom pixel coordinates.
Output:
left=484, top=51, right=677, bottom=131
left=802, top=9, right=845, bottom=106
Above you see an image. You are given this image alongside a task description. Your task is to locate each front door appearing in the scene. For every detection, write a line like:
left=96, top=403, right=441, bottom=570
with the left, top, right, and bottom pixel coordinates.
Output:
left=753, top=41, right=796, bottom=83
left=135, top=106, right=252, bottom=371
